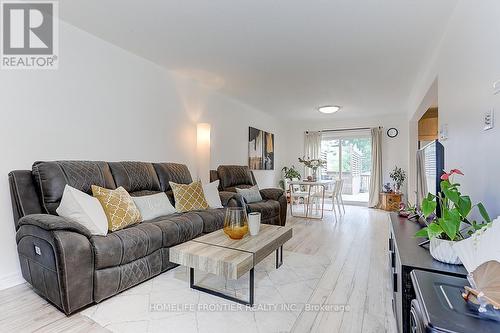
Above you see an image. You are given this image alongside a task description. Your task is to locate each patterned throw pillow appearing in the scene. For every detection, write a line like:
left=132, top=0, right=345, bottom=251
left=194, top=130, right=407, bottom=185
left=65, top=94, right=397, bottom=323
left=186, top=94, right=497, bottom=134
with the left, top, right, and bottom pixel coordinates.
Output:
left=91, top=185, right=142, bottom=231
left=170, top=181, right=209, bottom=212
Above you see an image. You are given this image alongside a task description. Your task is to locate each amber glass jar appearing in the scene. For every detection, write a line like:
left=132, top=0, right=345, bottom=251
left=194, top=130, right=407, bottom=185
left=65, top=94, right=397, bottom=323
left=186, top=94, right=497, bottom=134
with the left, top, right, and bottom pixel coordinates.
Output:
left=223, top=207, right=249, bottom=240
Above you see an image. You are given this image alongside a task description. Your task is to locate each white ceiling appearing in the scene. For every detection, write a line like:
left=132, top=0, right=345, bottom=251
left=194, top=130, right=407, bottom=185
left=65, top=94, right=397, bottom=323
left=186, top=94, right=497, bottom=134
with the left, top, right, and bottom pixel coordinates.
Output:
left=60, top=0, right=457, bottom=120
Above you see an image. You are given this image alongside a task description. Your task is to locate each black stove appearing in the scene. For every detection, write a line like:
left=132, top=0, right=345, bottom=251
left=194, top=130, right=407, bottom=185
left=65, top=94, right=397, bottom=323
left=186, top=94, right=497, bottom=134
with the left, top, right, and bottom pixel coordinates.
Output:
left=410, top=270, right=500, bottom=333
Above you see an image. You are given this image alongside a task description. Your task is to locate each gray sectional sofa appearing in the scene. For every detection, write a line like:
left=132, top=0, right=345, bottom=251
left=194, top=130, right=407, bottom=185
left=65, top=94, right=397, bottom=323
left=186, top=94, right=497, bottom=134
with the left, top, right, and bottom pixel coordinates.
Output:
left=8, top=161, right=285, bottom=315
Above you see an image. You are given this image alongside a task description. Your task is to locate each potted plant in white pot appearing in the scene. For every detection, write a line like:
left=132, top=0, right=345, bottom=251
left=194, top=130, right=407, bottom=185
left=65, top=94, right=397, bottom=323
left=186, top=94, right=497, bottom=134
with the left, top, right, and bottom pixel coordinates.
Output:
left=415, top=169, right=491, bottom=264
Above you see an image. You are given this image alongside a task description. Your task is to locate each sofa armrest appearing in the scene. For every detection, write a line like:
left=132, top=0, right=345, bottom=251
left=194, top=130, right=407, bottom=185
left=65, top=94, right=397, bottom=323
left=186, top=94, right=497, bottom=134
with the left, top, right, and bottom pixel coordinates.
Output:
left=259, top=188, right=287, bottom=226
left=219, top=191, right=245, bottom=208
left=259, top=188, right=285, bottom=201
left=19, top=214, right=92, bottom=238
left=16, top=220, right=94, bottom=314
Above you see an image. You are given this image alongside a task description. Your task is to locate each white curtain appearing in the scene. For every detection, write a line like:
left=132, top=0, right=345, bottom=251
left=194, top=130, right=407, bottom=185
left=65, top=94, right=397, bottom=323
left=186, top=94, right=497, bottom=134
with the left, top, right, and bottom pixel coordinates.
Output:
left=416, top=149, right=428, bottom=207
left=303, top=131, right=322, bottom=177
left=368, top=127, right=382, bottom=208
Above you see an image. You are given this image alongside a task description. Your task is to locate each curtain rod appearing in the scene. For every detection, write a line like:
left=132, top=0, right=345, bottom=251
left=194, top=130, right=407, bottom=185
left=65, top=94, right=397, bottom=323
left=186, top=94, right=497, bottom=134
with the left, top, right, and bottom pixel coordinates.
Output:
left=305, top=126, right=381, bottom=134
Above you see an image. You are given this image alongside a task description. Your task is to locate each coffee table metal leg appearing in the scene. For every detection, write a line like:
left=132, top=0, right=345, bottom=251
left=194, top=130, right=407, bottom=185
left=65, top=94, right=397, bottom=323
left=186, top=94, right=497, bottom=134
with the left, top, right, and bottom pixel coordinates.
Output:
left=190, top=267, right=255, bottom=307
left=276, top=245, right=283, bottom=268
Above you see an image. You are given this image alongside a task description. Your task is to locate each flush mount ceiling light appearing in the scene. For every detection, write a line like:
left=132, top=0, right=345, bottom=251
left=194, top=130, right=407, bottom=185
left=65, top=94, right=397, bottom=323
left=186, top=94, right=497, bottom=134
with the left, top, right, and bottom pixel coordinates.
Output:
left=318, top=105, right=341, bottom=114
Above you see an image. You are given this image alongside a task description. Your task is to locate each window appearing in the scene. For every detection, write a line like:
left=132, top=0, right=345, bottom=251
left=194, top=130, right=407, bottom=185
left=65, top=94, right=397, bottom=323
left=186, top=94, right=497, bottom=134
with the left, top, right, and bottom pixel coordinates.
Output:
left=320, top=130, right=371, bottom=203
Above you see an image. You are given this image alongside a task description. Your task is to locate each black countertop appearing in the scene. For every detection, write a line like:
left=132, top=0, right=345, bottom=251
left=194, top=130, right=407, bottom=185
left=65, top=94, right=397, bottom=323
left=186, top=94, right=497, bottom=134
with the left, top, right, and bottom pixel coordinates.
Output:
left=390, top=213, right=467, bottom=277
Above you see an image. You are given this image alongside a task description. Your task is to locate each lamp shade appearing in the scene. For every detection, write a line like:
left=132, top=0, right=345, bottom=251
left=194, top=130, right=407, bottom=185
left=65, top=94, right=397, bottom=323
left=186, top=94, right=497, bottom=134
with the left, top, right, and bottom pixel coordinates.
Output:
left=196, top=123, right=211, bottom=184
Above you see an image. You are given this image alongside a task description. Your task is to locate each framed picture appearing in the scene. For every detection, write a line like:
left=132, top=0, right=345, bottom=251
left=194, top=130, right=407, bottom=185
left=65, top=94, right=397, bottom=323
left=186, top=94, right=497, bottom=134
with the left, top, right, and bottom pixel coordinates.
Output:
left=263, top=131, right=274, bottom=170
left=248, top=127, right=274, bottom=170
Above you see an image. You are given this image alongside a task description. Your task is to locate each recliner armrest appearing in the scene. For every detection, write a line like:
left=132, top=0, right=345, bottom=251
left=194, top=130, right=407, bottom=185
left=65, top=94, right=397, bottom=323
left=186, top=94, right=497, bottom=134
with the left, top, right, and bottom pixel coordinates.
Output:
left=16, top=216, right=94, bottom=314
left=219, top=191, right=245, bottom=207
left=19, top=214, right=92, bottom=238
left=259, top=188, right=285, bottom=201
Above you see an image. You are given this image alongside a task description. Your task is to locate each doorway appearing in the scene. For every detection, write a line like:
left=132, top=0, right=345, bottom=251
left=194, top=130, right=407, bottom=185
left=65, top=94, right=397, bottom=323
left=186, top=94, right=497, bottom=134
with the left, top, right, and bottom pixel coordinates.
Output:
left=418, top=107, right=438, bottom=148
left=320, top=130, right=372, bottom=204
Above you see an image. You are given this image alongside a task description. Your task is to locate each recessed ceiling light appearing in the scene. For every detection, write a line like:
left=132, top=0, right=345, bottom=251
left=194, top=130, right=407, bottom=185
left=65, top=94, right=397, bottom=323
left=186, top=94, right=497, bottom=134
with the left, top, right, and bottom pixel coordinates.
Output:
left=318, top=105, right=341, bottom=114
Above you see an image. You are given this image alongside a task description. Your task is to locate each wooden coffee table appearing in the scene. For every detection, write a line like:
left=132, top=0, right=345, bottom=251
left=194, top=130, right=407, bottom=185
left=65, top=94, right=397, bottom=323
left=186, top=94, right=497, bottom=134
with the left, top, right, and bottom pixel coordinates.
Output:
left=170, top=224, right=293, bottom=306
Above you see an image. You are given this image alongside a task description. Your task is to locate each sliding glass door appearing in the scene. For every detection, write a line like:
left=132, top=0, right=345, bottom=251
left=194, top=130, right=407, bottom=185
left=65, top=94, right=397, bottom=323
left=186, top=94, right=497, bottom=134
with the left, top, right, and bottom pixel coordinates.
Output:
left=320, top=130, right=372, bottom=204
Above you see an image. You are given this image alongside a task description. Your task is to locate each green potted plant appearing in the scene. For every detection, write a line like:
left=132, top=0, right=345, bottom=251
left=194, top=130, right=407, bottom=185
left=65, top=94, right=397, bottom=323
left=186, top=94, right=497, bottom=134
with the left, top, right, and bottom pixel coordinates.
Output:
left=279, top=165, right=301, bottom=190
left=415, top=169, right=491, bottom=264
left=389, top=166, right=406, bottom=193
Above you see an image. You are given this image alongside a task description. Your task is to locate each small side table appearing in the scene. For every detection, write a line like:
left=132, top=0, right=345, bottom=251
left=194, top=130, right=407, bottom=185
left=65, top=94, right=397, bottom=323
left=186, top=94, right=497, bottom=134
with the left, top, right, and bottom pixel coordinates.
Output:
left=379, top=192, right=402, bottom=211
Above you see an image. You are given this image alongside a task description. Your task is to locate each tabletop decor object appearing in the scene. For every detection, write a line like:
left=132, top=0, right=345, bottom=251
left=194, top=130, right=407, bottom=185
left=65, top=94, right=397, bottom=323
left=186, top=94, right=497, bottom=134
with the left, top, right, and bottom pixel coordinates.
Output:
left=389, top=166, right=406, bottom=193
left=298, top=157, right=326, bottom=182
left=463, top=260, right=500, bottom=315
left=223, top=207, right=249, bottom=240
left=398, top=202, right=414, bottom=218
left=415, top=169, right=491, bottom=264
left=248, top=212, right=261, bottom=236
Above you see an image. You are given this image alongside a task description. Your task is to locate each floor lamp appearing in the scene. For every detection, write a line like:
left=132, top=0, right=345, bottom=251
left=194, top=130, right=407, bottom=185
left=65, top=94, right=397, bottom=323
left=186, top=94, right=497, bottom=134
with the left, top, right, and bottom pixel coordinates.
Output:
left=196, top=123, right=211, bottom=184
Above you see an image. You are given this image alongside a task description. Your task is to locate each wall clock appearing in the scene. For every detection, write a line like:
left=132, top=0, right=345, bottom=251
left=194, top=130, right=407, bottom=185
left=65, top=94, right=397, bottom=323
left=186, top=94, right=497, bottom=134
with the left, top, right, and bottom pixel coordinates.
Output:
left=387, top=128, right=399, bottom=138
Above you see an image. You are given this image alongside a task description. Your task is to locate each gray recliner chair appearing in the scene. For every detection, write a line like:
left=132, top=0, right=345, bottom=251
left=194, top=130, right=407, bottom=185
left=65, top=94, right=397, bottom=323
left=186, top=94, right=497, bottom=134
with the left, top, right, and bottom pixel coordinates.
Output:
left=210, top=165, right=287, bottom=226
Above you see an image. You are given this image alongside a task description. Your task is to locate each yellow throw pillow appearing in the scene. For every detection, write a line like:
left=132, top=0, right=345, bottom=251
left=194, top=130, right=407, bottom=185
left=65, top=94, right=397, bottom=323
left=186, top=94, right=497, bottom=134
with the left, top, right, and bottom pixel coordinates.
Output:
left=91, top=185, right=142, bottom=232
left=170, top=181, right=209, bottom=212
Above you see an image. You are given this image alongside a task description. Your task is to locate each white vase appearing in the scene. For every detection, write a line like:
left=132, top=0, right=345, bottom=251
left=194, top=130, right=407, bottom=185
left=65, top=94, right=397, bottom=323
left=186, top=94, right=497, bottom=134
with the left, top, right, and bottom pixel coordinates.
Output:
left=311, top=168, right=318, bottom=181
left=248, top=212, right=261, bottom=236
left=429, top=237, right=462, bottom=265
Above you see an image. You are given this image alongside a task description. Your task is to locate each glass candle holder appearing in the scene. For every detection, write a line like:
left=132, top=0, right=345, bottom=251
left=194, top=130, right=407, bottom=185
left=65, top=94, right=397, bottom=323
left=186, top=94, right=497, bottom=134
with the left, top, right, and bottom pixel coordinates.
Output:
left=223, top=207, right=249, bottom=240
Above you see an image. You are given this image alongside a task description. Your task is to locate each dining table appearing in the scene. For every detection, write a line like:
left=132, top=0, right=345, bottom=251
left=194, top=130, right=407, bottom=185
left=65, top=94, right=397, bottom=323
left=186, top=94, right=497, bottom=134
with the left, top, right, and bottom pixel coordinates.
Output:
left=288, top=179, right=335, bottom=219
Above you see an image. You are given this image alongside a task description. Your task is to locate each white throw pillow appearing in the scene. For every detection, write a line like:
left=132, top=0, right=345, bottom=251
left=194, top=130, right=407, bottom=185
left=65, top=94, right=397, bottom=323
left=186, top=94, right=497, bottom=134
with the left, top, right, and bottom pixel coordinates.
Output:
left=56, top=185, right=108, bottom=236
left=132, top=192, right=176, bottom=221
left=203, top=180, right=223, bottom=209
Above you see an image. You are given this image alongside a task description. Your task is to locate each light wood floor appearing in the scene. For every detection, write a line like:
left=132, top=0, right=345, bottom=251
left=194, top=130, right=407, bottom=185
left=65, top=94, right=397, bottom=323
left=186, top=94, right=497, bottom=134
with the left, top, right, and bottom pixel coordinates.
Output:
left=0, top=206, right=396, bottom=333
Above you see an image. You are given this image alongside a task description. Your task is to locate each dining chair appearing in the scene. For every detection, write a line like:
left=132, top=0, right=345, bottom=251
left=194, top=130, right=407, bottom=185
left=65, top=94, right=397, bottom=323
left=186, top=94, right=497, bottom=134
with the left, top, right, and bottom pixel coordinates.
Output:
left=337, top=179, right=345, bottom=214
left=287, top=178, right=310, bottom=215
left=310, top=179, right=346, bottom=217
left=334, top=179, right=346, bottom=214
left=309, top=180, right=336, bottom=214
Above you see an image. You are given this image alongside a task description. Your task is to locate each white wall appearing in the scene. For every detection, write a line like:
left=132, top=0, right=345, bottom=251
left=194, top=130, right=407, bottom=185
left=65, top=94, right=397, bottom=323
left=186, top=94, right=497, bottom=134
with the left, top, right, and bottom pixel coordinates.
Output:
left=283, top=114, right=409, bottom=196
left=0, top=22, right=283, bottom=288
left=407, top=0, right=500, bottom=218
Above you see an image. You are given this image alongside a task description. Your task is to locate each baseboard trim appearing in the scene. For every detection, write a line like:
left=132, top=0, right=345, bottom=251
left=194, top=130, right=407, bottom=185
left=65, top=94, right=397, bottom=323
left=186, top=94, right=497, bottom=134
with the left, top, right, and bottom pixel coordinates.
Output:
left=0, top=271, right=25, bottom=290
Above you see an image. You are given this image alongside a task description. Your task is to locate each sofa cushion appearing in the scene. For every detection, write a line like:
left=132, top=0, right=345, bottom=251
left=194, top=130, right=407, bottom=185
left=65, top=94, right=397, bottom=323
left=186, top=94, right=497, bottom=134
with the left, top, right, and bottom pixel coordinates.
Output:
left=246, top=200, right=280, bottom=220
left=32, top=161, right=115, bottom=215
left=145, top=212, right=203, bottom=247
left=91, top=223, right=163, bottom=269
left=94, top=249, right=162, bottom=303
left=153, top=163, right=193, bottom=192
left=192, top=208, right=226, bottom=233
left=216, top=165, right=255, bottom=191
left=108, top=162, right=160, bottom=193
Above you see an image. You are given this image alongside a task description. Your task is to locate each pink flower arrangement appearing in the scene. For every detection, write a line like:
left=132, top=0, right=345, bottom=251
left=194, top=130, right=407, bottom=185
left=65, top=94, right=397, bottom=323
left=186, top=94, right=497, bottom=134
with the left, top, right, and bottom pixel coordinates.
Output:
left=440, top=168, right=464, bottom=181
